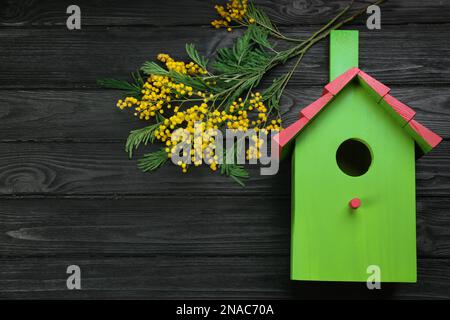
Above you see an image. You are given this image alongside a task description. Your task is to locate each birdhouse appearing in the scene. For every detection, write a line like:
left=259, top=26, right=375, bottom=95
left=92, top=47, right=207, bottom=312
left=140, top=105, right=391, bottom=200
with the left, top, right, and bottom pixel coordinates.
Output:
left=273, top=30, right=442, bottom=282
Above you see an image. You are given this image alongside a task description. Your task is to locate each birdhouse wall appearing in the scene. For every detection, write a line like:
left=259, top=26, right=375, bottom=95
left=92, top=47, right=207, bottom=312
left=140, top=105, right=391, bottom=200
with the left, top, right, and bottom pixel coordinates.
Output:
left=291, top=80, right=417, bottom=282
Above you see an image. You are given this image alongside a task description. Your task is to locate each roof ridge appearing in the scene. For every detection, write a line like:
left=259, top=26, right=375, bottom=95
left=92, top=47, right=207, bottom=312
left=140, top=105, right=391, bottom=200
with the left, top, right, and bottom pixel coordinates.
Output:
left=274, top=68, right=442, bottom=158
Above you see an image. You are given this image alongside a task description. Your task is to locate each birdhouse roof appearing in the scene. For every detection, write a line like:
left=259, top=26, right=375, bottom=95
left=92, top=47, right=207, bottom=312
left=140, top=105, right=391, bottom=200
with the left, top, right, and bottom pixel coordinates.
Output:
left=273, top=67, right=442, bottom=158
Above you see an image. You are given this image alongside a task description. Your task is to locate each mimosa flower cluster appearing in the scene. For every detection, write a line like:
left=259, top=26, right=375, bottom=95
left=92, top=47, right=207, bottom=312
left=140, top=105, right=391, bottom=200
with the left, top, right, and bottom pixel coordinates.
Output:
left=100, top=0, right=382, bottom=185
left=211, top=0, right=255, bottom=32
left=117, top=54, right=281, bottom=173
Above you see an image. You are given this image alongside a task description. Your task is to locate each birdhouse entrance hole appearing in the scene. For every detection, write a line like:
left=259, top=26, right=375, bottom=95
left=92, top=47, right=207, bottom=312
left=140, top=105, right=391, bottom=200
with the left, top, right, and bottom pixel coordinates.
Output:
left=336, top=139, right=372, bottom=177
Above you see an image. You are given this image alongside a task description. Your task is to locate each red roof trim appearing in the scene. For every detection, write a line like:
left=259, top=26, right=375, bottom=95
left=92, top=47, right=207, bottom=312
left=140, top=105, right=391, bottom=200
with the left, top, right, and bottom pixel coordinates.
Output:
left=275, top=68, right=442, bottom=158
left=276, top=117, right=309, bottom=147
left=300, top=92, right=334, bottom=120
left=274, top=117, right=309, bottom=157
left=324, top=67, right=360, bottom=95
left=407, top=119, right=443, bottom=151
left=357, top=70, right=390, bottom=99
left=382, top=94, right=416, bottom=124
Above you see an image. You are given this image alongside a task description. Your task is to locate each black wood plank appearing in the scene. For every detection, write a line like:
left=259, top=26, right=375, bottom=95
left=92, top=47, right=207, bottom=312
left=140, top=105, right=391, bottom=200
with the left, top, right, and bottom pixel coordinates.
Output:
left=1, top=0, right=449, bottom=27
left=1, top=0, right=449, bottom=300
left=0, top=141, right=447, bottom=196
left=0, top=141, right=290, bottom=196
left=0, top=257, right=448, bottom=299
left=0, top=86, right=448, bottom=141
left=1, top=24, right=449, bottom=88
left=0, top=197, right=448, bottom=258
left=0, top=90, right=139, bottom=142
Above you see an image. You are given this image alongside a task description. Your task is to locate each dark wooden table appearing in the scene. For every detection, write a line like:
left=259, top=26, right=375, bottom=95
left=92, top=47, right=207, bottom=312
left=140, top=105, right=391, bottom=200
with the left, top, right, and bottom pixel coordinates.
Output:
left=0, top=0, right=449, bottom=299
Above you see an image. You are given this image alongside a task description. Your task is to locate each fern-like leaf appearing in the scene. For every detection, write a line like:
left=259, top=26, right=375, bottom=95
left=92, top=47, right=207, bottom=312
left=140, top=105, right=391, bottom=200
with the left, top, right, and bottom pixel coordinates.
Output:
left=168, top=71, right=210, bottom=92
left=213, top=26, right=273, bottom=77
left=246, top=1, right=278, bottom=33
left=248, top=24, right=272, bottom=49
left=125, top=123, right=161, bottom=158
left=138, top=149, right=169, bottom=172
left=219, top=146, right=250, bottom=187
left=97, top=78, right=141, bottom=98
left=220, top=163, right=249, bottom=187
left=141, top=61, right=169, bottom=75
left=186, top=43, right=208, bottom=70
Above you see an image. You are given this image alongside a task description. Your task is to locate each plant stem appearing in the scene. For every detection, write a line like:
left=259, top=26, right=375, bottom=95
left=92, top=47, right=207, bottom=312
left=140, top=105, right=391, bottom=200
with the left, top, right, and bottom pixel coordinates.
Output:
left=256, top=0, right=386, bottom=120
left=271, top=0, right=386, bottom=88
left=173, top=1, right=387, bottom=121
left=241, top=20, right=305, bottom=43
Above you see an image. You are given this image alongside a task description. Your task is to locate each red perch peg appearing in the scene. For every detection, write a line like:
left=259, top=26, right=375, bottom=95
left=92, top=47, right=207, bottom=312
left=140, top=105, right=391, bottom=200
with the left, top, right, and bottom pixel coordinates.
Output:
left=349, top=198, right=361, bottom=209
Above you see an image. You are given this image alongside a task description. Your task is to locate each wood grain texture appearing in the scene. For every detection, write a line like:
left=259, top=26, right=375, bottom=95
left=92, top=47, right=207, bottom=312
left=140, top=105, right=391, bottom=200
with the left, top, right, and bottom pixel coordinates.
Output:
left=0, top=0, right=449, bottom=299
left=0, top=141, right=447, bottom=196
left=1, top=86, right=448, bottom=141
left=0, top=257, right=449, bottom=299
left=0, top=141, right=290, bottom=196
left=0, top=197, right=448, bottom=258
left=0, top=90, right=138, bottom=141
left=1, top=24, right=450, bottom=89
left=1, top=0, right=450, bottom=27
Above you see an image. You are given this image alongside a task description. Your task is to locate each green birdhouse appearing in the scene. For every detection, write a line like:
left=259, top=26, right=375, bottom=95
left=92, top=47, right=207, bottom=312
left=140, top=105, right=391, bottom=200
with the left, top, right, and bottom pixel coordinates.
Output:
left=273, top=30, right=442, bottom=282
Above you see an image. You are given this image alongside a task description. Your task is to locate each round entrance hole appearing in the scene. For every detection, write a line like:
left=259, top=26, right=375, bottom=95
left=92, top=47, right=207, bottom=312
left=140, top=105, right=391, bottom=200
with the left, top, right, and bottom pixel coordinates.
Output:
left=336, top=139, right=372, bottom=177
